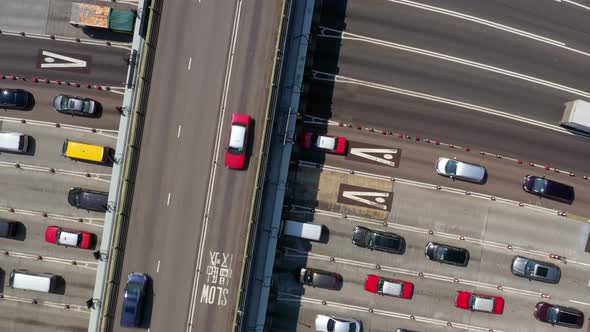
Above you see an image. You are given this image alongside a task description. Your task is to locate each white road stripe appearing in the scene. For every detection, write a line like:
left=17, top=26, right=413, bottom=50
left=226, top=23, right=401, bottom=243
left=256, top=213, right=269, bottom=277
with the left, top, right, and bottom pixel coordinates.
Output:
left=188, top=57, right=192, bottom=71
left=570, top=300, right=590, bottom=306
left=156, top=260, right=161, bottom=273
left=177, top=125, right=182, bottom=138
left=166, top=193, right=171, bottom=206
left=558, top=0, right=590, bottom=11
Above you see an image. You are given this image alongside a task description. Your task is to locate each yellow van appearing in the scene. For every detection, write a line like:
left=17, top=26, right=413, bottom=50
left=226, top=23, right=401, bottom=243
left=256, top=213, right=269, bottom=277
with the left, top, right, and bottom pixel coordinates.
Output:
left=62, top=139, right=109, bottom=164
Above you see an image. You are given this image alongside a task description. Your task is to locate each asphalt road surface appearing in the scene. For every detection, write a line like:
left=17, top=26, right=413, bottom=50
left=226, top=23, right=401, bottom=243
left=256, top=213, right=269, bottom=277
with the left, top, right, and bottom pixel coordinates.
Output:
left=112, top=1, right=282, bottom=331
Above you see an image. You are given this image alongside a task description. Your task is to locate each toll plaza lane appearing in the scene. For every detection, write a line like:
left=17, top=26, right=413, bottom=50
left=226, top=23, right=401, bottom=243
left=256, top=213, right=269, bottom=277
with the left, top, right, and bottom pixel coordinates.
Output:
left=0, top=121, right=116, bottom=172
left=0, top=80, right=123, bottom=131
left=306, top=81, right=590, bottom=175
left=335, top=0, right=590, bottom=89
left=0, top=34, right=130, bottom=86
left=299, top=125, right=590, bottom=217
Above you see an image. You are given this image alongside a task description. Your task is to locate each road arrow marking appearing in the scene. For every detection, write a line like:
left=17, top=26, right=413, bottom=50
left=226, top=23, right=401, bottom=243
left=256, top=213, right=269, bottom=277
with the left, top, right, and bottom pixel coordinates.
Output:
left=342, top=191, right=390, bottom=210
left=41, top=50, right=87, bottom=68
left=350, top=148, right=398, bottom=167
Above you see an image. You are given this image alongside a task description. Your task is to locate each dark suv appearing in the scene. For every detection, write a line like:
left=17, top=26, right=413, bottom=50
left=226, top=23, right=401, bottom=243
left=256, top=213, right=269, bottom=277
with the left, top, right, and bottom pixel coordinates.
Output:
left=352, top=226, right=404, bottom=254
left=535, top=302, right=584, bottom=328
left=68, top=188, right=109, bottom=212
left=511, top=256, right=561, bottom=284
left=0, top=219, right=17, bottom=238
left=523, top=175, right=574, bottom=204
left=297, top=267, right=342, bottom=290
left=425, top=242, right=469, bottom=267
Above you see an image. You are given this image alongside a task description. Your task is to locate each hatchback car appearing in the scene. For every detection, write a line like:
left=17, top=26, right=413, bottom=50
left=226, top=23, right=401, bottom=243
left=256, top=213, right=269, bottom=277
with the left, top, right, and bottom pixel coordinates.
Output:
left=225, top=113, right=251, bottom=169
left=300, top=132, right=347, bottom=155
left=523, top=175, right=574, bottom=203
left=297, top=267, right=342, bottom=290
left=511, top=256, right=561, bottom=284
left=68, top=187, right=109, bottom=212
left=53, top=94, right=97, bottom=117
left=365, top=274, right=413, bottom=299
left=121, top=273, right=148, bottom=328
left=455, top=291, right=504, bottom=314
left=0, top=88, right=29, bottom=109
left=315, top=314, right=361, bottom=332
left=45, top=226, right=91, bottom=249
left=425, top=242, right=469, bottom=267
left=534, top=302, right=584, bottom=328
left=435, top=157, right=486, bottom=183
left=352, top=226, right=404, bottom=254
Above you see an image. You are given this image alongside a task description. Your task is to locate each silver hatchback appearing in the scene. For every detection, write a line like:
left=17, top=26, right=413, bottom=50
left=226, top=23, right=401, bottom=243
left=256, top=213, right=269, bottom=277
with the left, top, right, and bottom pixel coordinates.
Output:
left=436, top=157, right=486, bottom=183
left=511, top=256, right=561, bottom=284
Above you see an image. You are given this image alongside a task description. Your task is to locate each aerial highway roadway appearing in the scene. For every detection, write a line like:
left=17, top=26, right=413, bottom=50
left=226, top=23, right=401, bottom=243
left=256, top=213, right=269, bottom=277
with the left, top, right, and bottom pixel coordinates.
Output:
left=111, top=0, right=282, bottom=331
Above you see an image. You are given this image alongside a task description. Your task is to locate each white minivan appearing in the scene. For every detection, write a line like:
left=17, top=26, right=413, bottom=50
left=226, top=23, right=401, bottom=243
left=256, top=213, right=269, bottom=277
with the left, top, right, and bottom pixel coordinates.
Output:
left=282, top=220, right=324, bottom=241
left=9, top=269, right=57, bottom=293
left=0, top=132, right=29, bottom=153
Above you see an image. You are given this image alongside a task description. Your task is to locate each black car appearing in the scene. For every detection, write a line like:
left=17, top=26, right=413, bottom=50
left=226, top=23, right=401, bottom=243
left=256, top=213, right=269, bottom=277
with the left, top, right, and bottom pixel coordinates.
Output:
left=523, top=175, right=574, bottom=204
left=297, top=267, right=342, bottom=290
left=424, top=242, right=469, bottom=267
left=352, top=226, right=404, bottom=254
left=68, top=188, right=109, bottom=212
left=53, top=94, right=98, bottom=117
left=0, top=219, right=17, bottom=238
left=0, top=89, right=29, bottom=109
left=535, top=302, right=584, bottom=328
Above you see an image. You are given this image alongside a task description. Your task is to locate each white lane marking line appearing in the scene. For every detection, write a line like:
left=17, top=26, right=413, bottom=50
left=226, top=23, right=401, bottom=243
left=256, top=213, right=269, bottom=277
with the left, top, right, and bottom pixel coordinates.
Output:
left=156, top=260, right=161, bottom=273
left=558, top=0, right=590, bottom=11
left=188, top=57, right=192, bottom=71
left=318, top=26, right=590, bottom=99
left=167, top=193, right=171, bottom=206
left=570, top=300, right=590, bottom=306
left=312, top=70, right=590, bottom=138
left=177, top=125, right=182, bottom=138
left=186, top=1, right=243, bottom=331
left=386, top=0, right=590, bottom=58
left=40, top=50, right=87, bottom=68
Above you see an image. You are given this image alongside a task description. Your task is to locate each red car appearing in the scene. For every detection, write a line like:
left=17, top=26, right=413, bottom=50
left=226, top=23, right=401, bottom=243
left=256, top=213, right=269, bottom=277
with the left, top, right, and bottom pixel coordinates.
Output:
left=455, top=291, right=504, bottom=314
left=300, top=132, right=347, bottom=155
left=364, top=274, right=413, bottom=299
left=45, top=226, right=91, bottom=249
left=224, top=113, right=251, bottom=169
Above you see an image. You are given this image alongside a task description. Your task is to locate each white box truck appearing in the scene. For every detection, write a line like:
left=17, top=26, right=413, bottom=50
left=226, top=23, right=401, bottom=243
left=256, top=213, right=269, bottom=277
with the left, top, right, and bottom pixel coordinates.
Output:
left=560, top=100, right=590, bottom=134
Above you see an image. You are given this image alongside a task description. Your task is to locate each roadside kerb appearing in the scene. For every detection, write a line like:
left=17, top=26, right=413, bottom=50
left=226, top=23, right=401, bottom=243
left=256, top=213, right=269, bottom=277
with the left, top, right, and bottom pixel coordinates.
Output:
left=87, top=0, right=157, bottom=331
left=233, top=0, right=291, bottom=329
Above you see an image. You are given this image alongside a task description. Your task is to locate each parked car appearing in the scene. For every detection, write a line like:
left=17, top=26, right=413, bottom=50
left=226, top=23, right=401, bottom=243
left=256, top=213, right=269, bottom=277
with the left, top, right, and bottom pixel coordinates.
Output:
left=511, top=256, right=561, bottom=284
left=45, top=226, right=91, bottom=249
left=297, top=267, right=342, bottom=290
left=300, top=132, right=347, bottom=155
left=315, top=314, right=361, bottom=332
left=534, top=302, right=584, bottom=328
left=68, top=187, right=109, bottom=212
left=424, top=242, right=469, bottom=267
left=0, top=219, right=17, bottom=238
left=523, top=175, right=574, bottom=203
left=53, top=94, right=97, bottom=117
left=121, top=273, right=148, bottom=328
left=352, top=226, right=404, bottom=254
left=435, top=157, right=486, bottom=183
left=0, top=88, right=29, bottom=109
left=224, top=113, right=251, bottom=169
left=365, top=274, right=413, bottom=299
left=455, top=291, right=504, bottom=314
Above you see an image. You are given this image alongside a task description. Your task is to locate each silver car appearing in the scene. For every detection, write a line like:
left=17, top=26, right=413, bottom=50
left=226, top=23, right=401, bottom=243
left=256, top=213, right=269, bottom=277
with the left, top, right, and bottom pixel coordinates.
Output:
left=511, top=256, right=561, bottom=284
left=436, top=157, right=486, bottom=183
left=315, top=314, right=361, bottom=332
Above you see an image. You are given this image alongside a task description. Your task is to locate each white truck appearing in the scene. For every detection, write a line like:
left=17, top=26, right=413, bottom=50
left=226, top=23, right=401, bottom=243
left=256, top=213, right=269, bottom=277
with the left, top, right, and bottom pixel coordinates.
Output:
left=560, top=100, right=590, bottom=134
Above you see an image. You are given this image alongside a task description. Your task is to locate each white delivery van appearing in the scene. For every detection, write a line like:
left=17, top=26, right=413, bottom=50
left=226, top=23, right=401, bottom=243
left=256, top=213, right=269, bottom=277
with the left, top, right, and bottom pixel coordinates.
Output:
left=9, top=269, right=57, bottom=293
left=560, top=100, right=590, bottom=134
left=0, top=132, right=29, bottom=153
left=283, top=220, right=323, bottom=241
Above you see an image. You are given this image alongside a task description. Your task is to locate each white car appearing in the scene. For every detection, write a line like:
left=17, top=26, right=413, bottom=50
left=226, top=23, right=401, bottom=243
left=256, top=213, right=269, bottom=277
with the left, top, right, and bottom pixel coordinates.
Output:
left=315, top=314, right=361, bottom=332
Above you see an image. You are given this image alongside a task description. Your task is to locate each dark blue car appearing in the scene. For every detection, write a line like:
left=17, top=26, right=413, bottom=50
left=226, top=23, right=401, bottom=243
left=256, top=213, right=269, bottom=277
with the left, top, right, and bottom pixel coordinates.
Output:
left=0, top=89, right=29, bottom=109
left=523, top=175, right=574, bottom=204
left=121, top=273, right=147, bottom=328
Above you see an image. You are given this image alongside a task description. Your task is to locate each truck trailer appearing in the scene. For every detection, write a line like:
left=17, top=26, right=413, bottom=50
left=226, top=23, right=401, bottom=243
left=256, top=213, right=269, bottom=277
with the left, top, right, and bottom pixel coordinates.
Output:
left=70, top=2, right=135, bottom=33
left=560, top=100, right=590, bottom=134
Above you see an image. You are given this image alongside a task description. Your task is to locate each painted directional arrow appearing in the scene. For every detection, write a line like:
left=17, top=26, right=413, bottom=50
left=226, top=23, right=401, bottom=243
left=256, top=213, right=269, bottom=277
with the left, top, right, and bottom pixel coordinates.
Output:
left=40, top=50, right=87, bottom=68
left=349, top=148, right=399, bottom=167
left=342, top=191, right=390, bottom=210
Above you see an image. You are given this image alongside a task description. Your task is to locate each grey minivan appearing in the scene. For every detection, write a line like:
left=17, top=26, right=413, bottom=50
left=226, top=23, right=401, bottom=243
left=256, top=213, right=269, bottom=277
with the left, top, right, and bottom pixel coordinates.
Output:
left=297, top=267, right=342, bottom=290
left=511, top=256, right=561, bottom=284
left=436, top=157, right=486, bottom=183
